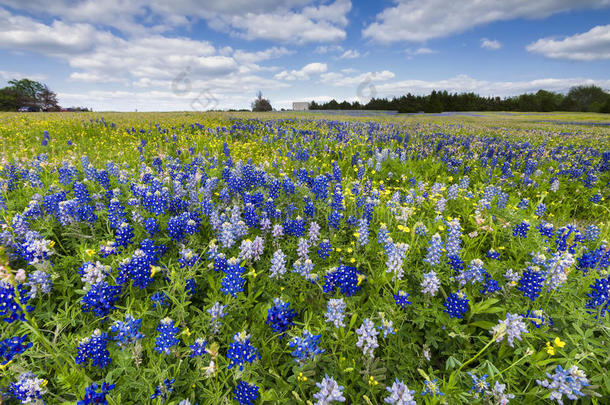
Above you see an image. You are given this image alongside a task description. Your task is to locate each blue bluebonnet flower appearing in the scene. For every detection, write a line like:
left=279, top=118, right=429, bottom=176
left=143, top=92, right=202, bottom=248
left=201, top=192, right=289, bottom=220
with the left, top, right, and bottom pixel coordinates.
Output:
left=227, top=331, right=260, bottom=371
left=536, top=365, right=589, bottom=404
left=190, top=338, right=207, bottom=357
left=325, top=298, right=346, bottom=328
left=414, top=223, right=427, bottom=237
left=239, top=236, right=265, bottom=262
left=487, top=249, right=500, bottom=260
left=384, top=378, right=416, bottom=404
left=445, top=218, right=462, bottom=257
left=585, top=276, right=609, bottom=317
left=584, top=225, right=600, bottom=241
left=7, top=372, right=47, bottom=404
left=377, top=224, right=391, bottom=246
left=25, top=270, right=52, bottom=298
left=292, top=258, right=316, bottom=281
left=151, top=378, right=175, bottom=401
left=234, top=381, right=259, bottom=405
left=456, top=258, right=486, bottom=286
left=518, top=267, right=545, bottom=301
left=554, top=225, right=584, bottom=253
left=266, top=298, right=297, bottom=335
left=385, top=242, right=409, bottom=281
left=99, top=241, right=118, bottom=257
left=524, top=309, right=553, bottom=328
left=323, top=265, right=362, bottom=296
left=151, top=291, right=169, bottom=309
left=504, top=268, right=520, bottom=286
left=512, top=220, right=529, bottom=238
left=110, top=314, right=144, bottom=347
left=272, top=224, right=284, bottom=240
left=213, top=253, right=228, bottom=272
left=81, top=281, right=121, bottom=318
left=492, top=313, right=528, bottom=347
left=0, top=281, right=33, bottom=323
left=444, top=291, right=469, bottom=319
left=377, top=315, right=395, bottom=338
left=117, top=240, right=166, bottom=289
left=269, top=249, right=287, bottom=278
left=421, top=270, right=440, bottom=296
left=357, top=219, right=369, bottom=246
left=115, top=222, right=134, bottom=248
left=318, top=239, right=332, bottom=260
left=178, top=248, right=198, bottom=268
left=393, top=290, right=412, bottom=309
left=289, top=330, right=325, bottom=363
left=544, top=252, right=574, bottom=292
left=78, top=382, right=115, bottom=405
left=185, top=278, right=196, bottom=296
left=356, top=318, right=379, bottom=358
left=479, top=273, right=501, bottom=295
left=313, top=375, right=345, bottom=405
left=17, top=232, right=54, bottom=265
left=468, top=373, right=489, bottom=395
left=517, top=198, right=529, bottom=209
left=76, top=329, right=112, bottom=369
left=535, top=203, right=547, bottom=217
left=328, top=210, right=342, bottom=230
left=308, top=221, right=321, bottom=243
left=421, top=379, right=444, bottom=397
left=221, top=258, right=246, bottom=297
left=144, top=217, right=159, bottom=236
left=297, top=237, right=310, bottom=260
left=491, top=381, right=515, bottom=404
left=0, top=335, right=32, bottom=365
left=207, top=301, right=227, bottom=333
left=79, top=261, right=111, bottom=285
left=154, top=317, right=180, bottom=355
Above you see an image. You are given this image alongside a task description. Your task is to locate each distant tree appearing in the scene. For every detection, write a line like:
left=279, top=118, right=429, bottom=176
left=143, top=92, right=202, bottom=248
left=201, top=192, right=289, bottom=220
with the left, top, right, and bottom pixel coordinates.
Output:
left=0, top=87, right=19, bottom=111
left=567, top=85, right=610, bottom=112
left=424, top=91, right=443, bottom=113
left=600, top=99, right=610, bottom=114
left=39, top=85, right=60, bottom=111
left=251, top=91, right=272, bottom=112
left=0, top=79, right=61, bottom=111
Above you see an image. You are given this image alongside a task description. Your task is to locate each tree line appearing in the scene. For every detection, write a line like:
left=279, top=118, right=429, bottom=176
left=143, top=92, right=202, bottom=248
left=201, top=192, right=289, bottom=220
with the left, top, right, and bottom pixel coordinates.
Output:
left=0, top=78, right=90, bottom=111
left=309, top=86, right=610, bottom=114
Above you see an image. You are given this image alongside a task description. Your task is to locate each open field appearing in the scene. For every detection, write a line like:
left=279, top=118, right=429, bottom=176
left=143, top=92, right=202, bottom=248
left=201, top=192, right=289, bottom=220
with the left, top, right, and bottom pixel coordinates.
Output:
left=0, top=111, right=609, bottom=404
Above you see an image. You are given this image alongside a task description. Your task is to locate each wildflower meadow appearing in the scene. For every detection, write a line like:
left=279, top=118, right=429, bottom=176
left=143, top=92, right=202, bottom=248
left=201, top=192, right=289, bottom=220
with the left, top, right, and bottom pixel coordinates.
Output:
left=0, top=111, right=609, bottom=404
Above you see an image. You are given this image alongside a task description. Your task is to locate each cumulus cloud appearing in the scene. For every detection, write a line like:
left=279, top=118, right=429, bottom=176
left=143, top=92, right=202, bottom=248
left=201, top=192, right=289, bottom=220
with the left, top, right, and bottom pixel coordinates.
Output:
left=320, top=70, right=395, bottom=86
left=363, top=0, right=610, bottom=43
left=481, top=38, right=502, bottom=50
left=372, top=74, right=610, bottom=98
left=275, top=62, right=328, bottom=80
left=339, top=49, right=360, bottom=59
left=526, top=24, right=610, bottom=60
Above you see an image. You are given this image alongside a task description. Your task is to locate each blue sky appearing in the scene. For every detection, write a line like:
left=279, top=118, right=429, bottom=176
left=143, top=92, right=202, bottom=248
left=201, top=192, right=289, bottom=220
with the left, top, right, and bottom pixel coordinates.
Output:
left=1, top=0, right=609, bottom=111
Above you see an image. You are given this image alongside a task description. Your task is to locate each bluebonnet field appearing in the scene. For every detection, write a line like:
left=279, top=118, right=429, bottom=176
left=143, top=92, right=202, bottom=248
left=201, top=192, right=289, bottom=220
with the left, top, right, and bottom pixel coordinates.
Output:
left=0, top=111, right=609, bottom=404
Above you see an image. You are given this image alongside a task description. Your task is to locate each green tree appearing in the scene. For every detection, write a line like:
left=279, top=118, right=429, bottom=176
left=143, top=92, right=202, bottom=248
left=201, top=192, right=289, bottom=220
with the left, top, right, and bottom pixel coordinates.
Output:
left=567, top=85, right=610, bottom=112
left=251, top=91, right=272, bottom=112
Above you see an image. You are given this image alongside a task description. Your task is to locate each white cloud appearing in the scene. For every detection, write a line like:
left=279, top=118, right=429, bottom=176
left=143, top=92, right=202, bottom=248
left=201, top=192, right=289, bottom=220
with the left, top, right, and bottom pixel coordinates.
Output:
left=372, top=74, right=610, bottom=98
left=0, top=8, right=115, bottom=57
left=320, top=70, right=395, bottom=86
left=406, top=47, right=436, bottom=56
left=275, top=62, right=328, bottom=80
left=0, top=70, right=46, bottom=81
left=0, top=0, right=352, bottom=43
left=339, top=49, right=360, bottom=59
left=481, top=38, right=502, bottom=50
left=219, top=0, right=351, bottom=43
left=363, top=0, right=610, bottom=43
left=526, top=24, right=610, bottom=60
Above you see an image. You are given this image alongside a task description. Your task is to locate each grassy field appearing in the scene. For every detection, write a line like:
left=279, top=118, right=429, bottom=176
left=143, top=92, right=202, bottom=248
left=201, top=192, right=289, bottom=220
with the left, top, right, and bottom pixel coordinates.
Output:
left=0, top=111, right=609, bottom=404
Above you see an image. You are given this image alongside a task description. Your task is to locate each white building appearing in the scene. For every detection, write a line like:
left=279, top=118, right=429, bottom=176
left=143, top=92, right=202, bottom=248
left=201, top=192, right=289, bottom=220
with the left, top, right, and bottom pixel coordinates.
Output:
left=292, top=102, right=310, bottom=111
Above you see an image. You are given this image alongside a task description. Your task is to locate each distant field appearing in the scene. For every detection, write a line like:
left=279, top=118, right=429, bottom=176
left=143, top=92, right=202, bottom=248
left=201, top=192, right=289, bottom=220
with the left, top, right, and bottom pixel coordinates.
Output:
left=0, top=111, right=608, bottom=404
